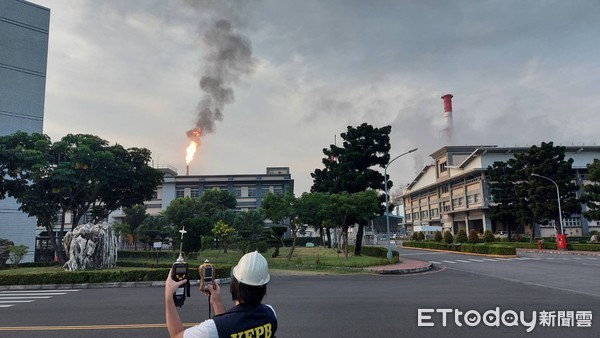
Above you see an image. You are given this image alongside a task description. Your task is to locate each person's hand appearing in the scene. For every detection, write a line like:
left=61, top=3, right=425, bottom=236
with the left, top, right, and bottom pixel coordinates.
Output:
left=165, top=268, right=187, bottom=299
left=207, top=281, right=221, bottom=299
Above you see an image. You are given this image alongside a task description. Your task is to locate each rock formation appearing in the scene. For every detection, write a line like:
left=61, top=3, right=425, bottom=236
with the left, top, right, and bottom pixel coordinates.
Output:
left=63, top=222, right=117, bottom=271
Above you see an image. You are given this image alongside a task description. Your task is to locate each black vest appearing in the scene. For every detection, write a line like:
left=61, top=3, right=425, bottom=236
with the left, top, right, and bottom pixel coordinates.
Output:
left=213, top=304, right=277, bottom=338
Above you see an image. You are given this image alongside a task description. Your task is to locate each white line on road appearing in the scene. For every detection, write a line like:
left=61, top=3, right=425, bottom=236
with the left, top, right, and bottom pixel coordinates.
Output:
left=0, top=300, right=35, bottom=303
left=455, top=260, right=471, bottom=263
left=0, top=290, right=79, bottom=293
left=467, top=259, right=486, bottom=262
left=0, top=296, right=52, bottom=300
left=0, top=305, right=14, bottom=308
left=0, top=293, right=67, bottom=296
left=482, top=259, right=498, bottom=262
left=442, top=260, right=457, bottom=264
left=429, top=261, right=441, bottom=264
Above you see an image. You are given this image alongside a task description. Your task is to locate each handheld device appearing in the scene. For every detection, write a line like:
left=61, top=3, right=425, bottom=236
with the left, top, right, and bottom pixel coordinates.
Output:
left=199, top=259, right=215, bottom=295
left=172, top=227, right=190, bottom=307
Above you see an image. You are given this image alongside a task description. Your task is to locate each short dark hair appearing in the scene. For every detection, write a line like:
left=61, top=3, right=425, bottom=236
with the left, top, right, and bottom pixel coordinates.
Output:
left=230, top=277, right=267, bottom=306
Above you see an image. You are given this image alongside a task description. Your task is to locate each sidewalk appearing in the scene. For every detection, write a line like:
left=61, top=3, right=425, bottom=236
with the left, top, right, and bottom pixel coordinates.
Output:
left=516, top=248, right=600, bottom=256
left=365, top=258, right=433, bottom=275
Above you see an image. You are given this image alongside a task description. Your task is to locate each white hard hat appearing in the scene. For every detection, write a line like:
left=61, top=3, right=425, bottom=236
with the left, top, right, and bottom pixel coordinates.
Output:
left=232, top=251, right=270, bottom=286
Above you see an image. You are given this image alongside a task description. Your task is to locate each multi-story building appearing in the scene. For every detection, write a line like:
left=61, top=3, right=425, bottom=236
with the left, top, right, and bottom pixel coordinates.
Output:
left=0, top=0, right=50, bottom=262
left=403, top=145, right=600, bottom=238
left=147, top=166, right=294, bottom=215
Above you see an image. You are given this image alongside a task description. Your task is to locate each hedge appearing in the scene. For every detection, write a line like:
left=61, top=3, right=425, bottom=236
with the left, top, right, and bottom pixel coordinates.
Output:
left=348, top=245, right=399, bottom=258
left=282, top=237, right=322, bottom=247
left=1, top=264, right=233, bottom=286
left=402, top=241, right=516, bottom=256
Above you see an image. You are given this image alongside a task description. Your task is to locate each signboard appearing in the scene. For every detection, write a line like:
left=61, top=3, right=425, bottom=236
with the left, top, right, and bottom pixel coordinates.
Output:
left=153, top=242, right=163, bottom=249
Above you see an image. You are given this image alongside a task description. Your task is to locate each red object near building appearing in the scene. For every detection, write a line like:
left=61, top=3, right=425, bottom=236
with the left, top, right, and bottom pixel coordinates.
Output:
left=537, top=240, right=543, bottom=250
left=556, top=234, right=567, bottom=250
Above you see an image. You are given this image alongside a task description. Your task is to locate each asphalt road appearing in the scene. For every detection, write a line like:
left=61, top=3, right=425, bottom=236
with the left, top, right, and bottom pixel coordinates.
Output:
left=0, top=249, right=598, bottom=338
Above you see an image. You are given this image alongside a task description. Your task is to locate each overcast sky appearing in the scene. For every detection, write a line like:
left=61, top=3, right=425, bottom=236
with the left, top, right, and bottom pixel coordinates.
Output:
left=34, top=0, right=600, bottom=194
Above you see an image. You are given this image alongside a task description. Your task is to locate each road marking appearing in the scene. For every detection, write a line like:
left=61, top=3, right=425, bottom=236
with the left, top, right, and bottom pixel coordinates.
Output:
left=429, top=261, right=441, bottom=264
left=482, top=258, right=498, bottom=262
left=442, top=260, right=457, bottom=264
left=0, top=289, right=79, bottom=309
left=0, top=323, right=200, bottom=331
left=467, top=259, right=486, bottom=262
left=455, top=260, right=471, bottom=263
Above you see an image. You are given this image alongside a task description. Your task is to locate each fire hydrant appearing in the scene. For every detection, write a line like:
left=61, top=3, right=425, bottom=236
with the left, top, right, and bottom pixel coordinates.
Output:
left=537, top=240, right=543, bottom=250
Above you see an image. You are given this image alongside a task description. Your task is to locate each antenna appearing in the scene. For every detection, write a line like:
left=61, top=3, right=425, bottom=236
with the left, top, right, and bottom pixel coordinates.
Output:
left=176, top=226, right=187, bottom=263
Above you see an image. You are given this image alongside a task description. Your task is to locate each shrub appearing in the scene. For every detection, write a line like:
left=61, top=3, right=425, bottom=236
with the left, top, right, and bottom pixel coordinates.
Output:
left=468, top=230, right=480, bottom=244
left=282, top=237, right=321, bottom=247
left=246, top=241, right=269, bottom=254
left=402, top=241, right=516, bottom=255
left=417, top=232, right=425, bottom=241
left=433, top=231, right=443, bottom=242
left=455, top=229, right=468, bottom=244
left=8, top=245, right=28, bottom=267
left=443, top=230, right=453, bottom=244
left=483, top=230, right=495, bottom=243
left=411, top=232, right=419, bottom=241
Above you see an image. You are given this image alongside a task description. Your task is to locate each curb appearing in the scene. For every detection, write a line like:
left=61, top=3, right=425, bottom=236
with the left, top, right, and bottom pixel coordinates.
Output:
left=400, top=245, right=517, bottom=258
left=0, top=277, right=232, bottom=291
left=516, top=248, right=600, bottom=257
left=366, top=262, right=433, bottom=275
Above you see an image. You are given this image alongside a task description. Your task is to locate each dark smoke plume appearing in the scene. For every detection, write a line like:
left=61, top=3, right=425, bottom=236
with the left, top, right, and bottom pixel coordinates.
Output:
left=189, top=18, right=255, bottom=135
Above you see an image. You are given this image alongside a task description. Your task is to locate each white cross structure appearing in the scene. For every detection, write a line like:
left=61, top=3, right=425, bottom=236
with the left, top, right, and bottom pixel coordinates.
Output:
left=179, top=226, right=187, bottom=240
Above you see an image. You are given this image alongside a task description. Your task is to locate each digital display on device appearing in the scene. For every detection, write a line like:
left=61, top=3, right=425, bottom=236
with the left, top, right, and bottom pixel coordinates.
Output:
left=204, top=267, right=213, bottom=276
left=175, top=288, right=184, bottom=295
left=176, top=267, right=187, bottom=274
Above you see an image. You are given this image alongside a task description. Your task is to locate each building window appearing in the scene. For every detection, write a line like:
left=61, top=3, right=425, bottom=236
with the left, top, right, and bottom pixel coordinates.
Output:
left=412, top=212, right=419, bottom=220
left=467, top=194, right=480, bottom=205
left=248, top=187, right=257, bottom=197
left=176, top=188, right=184, bottom=198
left=441, top=185, right=449, bottom=194
left=152, top=190, right=158, bottom=199
left=442, top=201, right=450, bottom=212
left=452, top=197, right=464, bottom=208
left=563, top=217, right=581, bottom=228
left=273, top=186, right=283, bottom=195
left=190, top=188, right=199, bottom=198
left=439, top=161, right=447, bottom=173
left=420, top=210, right=429, bottom=219
left=430, top=208, right=439, bottom=217
left=406, top=213, right=411, bottom=220
left=234, top=187, right=242, bottom=198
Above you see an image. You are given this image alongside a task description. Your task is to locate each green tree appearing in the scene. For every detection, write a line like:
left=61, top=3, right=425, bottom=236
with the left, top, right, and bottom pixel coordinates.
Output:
left=261, top=192, right=300, bottom=261
left=311, top=123, right=392, bottom=256
left=524, top=143, right=580, bottom=235
left=0, top=132, right=162, bottom=263
left=199, top=189, right=237, bottom=217
left=433, top=231, right=443, bottom=242
left=488, top=142, right=580, bottom=238
left=122, top=204, right=147, bottom=250
left=295, top=192, right=329, bottom=246
left=136, top=214, right=170, bottom=250
left=212, top=220, right=235, bottom=253
left=8, top=245, right=28, bottom=267
left=581, top=159, right=600, bottom=221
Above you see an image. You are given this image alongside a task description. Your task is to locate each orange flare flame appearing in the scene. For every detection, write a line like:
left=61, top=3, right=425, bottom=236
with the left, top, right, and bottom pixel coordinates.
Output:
left=186, top=141, right=198, bottom=165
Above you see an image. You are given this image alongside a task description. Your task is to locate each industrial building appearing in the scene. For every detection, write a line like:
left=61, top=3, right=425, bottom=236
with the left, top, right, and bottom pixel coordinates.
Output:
left=402, top=145, right=600, bottom=238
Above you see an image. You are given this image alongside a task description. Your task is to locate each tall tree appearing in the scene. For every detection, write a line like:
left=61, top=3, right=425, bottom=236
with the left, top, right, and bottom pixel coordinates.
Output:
left=0, top=132, right=162, bottom=263
left=521, top=142, right=580, bottom=235
left=581, top=159, right=600, bottom=221
left=311, top=123, right=391, bottom=255
left=488, top=142, right=579, bottom=238
left=122, top=204, right=148, bottom=250
left=261, top=192, right=300, bottom=261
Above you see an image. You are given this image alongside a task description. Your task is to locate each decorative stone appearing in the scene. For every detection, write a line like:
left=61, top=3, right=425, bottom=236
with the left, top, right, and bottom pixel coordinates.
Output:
left=63, top=222, right=117, bottom=271
left=0, top=238, right=15, bottom=268
left=591, top=235, right=598, bottom=243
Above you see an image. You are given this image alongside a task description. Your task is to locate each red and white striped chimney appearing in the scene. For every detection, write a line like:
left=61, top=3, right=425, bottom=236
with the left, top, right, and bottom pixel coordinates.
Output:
left=441, top=94, right=453, bottom=144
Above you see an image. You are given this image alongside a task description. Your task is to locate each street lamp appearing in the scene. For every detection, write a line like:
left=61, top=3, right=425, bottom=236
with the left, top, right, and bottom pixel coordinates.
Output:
left=385, top=148, right=418, bottom=260
left=531, top=173, right=564, bottom=236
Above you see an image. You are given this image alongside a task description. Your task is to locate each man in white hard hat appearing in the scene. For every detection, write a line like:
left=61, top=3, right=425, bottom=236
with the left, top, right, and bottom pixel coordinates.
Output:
left=165, top=251, right=277, bottom=338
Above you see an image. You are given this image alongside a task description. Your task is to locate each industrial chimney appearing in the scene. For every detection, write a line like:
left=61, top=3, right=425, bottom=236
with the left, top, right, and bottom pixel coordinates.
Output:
left=441, top=94, right=454, bottom=144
